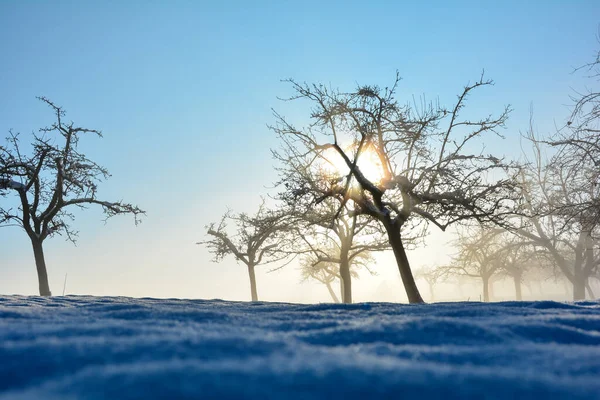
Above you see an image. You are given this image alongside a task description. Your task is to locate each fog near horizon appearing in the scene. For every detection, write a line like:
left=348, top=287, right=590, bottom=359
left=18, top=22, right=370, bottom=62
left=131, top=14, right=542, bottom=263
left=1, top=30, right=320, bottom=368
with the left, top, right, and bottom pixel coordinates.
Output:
left=1, top=1, right=599, bottom=303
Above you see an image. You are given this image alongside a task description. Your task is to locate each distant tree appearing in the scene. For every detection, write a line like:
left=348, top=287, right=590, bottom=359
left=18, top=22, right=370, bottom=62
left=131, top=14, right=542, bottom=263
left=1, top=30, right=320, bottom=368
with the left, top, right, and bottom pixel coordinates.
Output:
left=0, top=98, right=144, bottom=296
left=493, top=233, right=539, bottom=301
left=516, top=126, right=600, bottom=300
left=291, top=202, right=387, bottom=303
left=200, top=201, right=291, bottom=301
left=414, top=265, right=444, bottom=302
left=441, top=227, right=504, bottom=302
left=299, top=240, right=375, bottom=303
left=512, top=41, right=600, bottom=301
left=300, top=251, right=342, bottom=303
left=546, top=41, right=600, bottom=227
left=273, top=73, right=518, bottom=303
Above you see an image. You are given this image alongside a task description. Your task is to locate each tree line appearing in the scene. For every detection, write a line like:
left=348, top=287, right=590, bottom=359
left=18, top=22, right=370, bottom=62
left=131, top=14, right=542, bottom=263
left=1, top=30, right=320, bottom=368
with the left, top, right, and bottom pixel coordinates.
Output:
left=2, top=44, right=599, bottom=302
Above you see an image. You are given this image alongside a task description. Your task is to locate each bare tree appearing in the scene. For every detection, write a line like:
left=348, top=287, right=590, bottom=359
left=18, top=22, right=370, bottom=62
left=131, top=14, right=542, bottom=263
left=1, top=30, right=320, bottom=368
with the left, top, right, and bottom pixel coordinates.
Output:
left=299, top=240, right=375, bottom=303
left=493, top=233, right=541, bottom=301
left=441, top=227, right=505, bottom=302
left=199, top=201, right=292, bottom=301
left=300, top=253, right=342, bottom=303
left=516, top=126, right=600, bottom=300
left=547, top=39, right=600, bottom=228
left=291, top=201, right=387, bottom=303
left=414, top=265, right=445, bottom=302
left=273, top=73, right=518, bottom=303
left=0, top=98, right=144, bottom=296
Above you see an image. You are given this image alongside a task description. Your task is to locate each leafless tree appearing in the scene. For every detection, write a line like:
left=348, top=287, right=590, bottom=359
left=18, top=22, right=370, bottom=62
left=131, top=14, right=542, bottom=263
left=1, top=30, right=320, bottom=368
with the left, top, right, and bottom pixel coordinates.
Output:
left=300, top=252, right=342, bottom=303
left=493, top=233, right=541, bottom=301
left=546, top=39, right=600, bottom=229
left=291, top=201, right=387, bottom=303
left=199, top=201, right=292, bottom=301
left=440, top=227, right=506, bottom=302
left=299, top=240, right=374, bottom=304
left=273, top=73, right=518, bottom=303
left=516, top=126, right=600, bottom=300
left=0, top=97, right=144, bottom=296
left=413, top=265, right=445, bottom=302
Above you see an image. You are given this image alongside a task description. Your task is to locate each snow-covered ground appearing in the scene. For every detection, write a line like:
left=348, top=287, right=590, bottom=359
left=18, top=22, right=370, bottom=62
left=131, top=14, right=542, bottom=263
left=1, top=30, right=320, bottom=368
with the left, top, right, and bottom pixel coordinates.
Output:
left=1, top=296, right=599, bottom=399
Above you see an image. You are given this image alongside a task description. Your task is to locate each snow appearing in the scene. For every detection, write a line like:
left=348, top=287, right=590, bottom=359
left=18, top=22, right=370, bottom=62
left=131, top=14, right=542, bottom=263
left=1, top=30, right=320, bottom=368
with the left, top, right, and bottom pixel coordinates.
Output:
left=1, top=296, right=599, bottom=399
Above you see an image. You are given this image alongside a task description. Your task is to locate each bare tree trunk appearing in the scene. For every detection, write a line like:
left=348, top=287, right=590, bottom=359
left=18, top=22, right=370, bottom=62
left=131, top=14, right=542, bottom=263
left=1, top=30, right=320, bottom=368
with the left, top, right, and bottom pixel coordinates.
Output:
left=339, top=249, right=352, bottom=304
left=247, top=264, right=258, bottom=302
left=514, top=275, right=522, bottom=301
left=573, top=275, right=586, bottom=301
left=325, top=281, right=340, bottom=303
left=482, top=275, right=490, bottom=302
left=385, top=222, right=424, bottom=304
left=31, top=239, right=51, bottom=296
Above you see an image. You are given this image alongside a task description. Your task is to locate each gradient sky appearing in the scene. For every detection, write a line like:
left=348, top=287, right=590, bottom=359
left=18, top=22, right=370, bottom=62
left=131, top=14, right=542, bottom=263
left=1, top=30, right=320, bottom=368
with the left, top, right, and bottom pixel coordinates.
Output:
left=1, top=1, right=599, bottom=302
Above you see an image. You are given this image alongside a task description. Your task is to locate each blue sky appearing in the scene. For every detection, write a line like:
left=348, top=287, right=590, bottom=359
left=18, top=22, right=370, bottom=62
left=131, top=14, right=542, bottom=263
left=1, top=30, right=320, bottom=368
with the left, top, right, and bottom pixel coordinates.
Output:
left=1, top=1, right=599, bottom=301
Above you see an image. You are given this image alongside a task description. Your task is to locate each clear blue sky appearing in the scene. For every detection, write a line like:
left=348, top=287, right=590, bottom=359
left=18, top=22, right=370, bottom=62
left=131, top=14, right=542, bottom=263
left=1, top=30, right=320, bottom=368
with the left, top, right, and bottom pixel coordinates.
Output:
left=1, top=1, right=599, bottom=301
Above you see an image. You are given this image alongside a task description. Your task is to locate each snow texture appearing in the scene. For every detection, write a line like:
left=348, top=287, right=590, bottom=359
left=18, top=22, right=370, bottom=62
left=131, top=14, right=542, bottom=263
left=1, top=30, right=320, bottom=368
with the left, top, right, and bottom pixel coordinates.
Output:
left=1, top=296, right=599, bottom=399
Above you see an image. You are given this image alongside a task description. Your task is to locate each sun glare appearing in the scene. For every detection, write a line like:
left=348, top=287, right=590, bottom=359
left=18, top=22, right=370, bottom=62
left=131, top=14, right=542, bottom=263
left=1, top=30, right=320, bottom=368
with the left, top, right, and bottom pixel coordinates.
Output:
left=320, top=145, right=385, bottom=186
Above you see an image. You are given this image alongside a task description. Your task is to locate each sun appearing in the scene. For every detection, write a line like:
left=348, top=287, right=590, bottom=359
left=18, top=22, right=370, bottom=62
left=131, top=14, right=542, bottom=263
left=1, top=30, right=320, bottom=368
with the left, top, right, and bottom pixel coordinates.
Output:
left=320, top=144, right=385, bottom=185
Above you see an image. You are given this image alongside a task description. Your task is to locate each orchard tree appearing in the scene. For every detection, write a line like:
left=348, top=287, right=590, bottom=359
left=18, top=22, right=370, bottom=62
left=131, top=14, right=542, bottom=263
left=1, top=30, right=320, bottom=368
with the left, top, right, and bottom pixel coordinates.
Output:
left=291, top=201, right=387, bottom=303
left=513, top=40, right=600, bottom=300
left=493, top=232, right=544, bottom=301
left=273, top=73, right=518, bottom=303
left=547, top=41, right=600, bottom=227
left=517, top=127, right=600, bottom=300
left=0, top=98, right=144, bottom=296
left=300, top=251, right=343, bottom=303
left=298, top=241, right=375, bottom=304
left=414, top=265, right=445, bottom=302
left=200, top=201, right=291, bottom=301
left=496, top=242, right=531, bottom=301
left=441, top=227, right=504, bottom=302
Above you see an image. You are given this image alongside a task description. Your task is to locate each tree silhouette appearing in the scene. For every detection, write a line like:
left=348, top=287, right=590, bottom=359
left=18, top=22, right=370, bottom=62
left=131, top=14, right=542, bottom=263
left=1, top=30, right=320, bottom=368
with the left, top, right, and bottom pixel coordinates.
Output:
left=200, top=201, right=292, bottom=301
left=273, top=73, right=518, bottom=303
left=494, top=234, right=540, bottom=301
left=299, top=242, right=373, bottom=304
left=414, top=265, right=445, bottom=302
left=441, top=227, right=504, bottom=302
left=291, top=201, right=387, bottom=303
left=0, top=97, right=144, bottom=296
left=547, top=40, right=600, bottom=228
left=517, top=127, right=600, bottom=300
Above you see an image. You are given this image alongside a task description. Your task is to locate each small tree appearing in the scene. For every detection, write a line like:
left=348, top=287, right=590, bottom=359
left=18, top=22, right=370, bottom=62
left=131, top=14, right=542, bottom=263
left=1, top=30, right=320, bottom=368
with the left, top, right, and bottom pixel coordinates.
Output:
left=296, top=224, right=382, bottom=303
left=414, top=265, right=445, bottom=302
left=299, top=242, right=374, bottom=304
left=273, top=73, right=517, bottom=303
left=291, top=201, right=387, bottom=303
left=300, top=255, right=342, bottom=303
left=517, top=128, right=600, bottom=300
left=0, top=98, right=144, bottom=296
left=200, top=201, right=291, bottom=301
left=513, top=41, right=600, bottom=300
left=442, top=227, right=505, bottom=302
left=493, top=232, right=545, bottom=301
left=547, top=40, right=600, bottom=227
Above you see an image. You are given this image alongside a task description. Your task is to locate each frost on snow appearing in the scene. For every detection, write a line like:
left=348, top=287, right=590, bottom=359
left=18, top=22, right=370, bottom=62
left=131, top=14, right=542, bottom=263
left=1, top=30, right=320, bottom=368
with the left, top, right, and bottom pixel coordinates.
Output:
left=0, top=296, right=599, bottom=399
